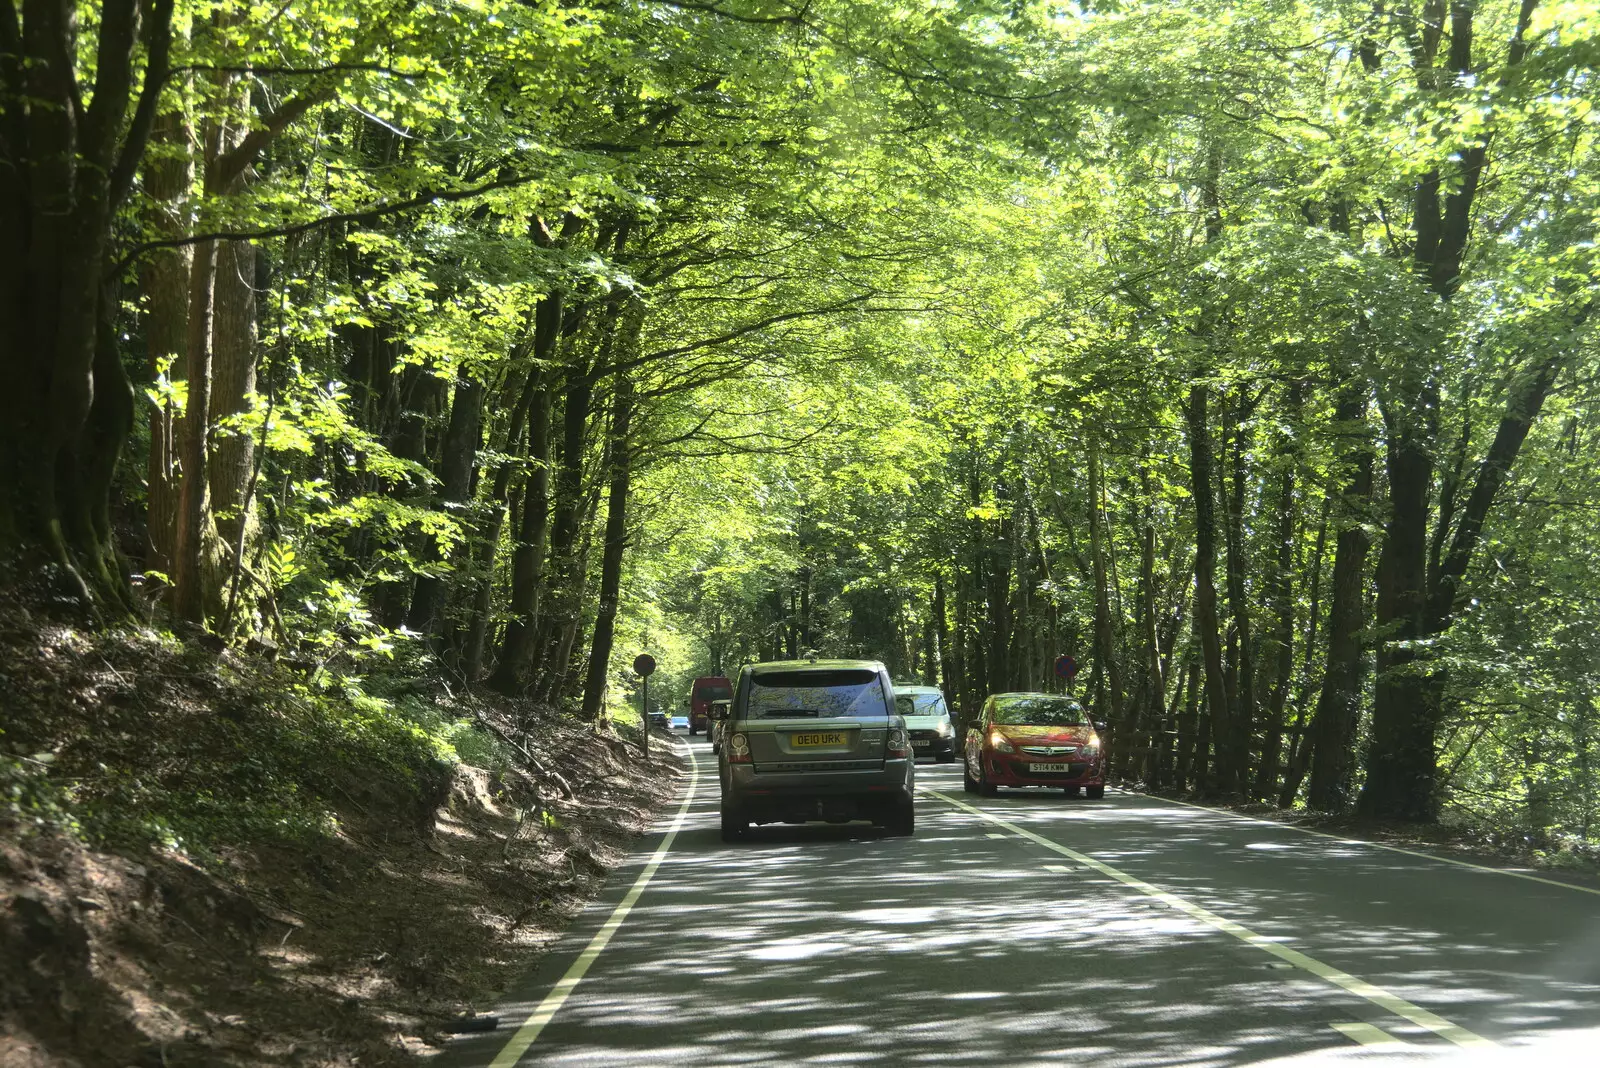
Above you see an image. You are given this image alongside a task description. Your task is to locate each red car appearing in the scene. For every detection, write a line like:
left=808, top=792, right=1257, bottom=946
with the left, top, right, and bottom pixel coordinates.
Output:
left=963, top=692, right=1106, bottom=798
left=687, top=675, right=732, bottom=736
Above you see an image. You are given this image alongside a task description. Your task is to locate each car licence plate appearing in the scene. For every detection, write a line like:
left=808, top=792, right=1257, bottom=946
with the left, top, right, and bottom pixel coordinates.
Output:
left=912, top=739, right=931, bottom=748
left=792, top=731, right=848, bottom=748
left=1028, top=762, right=1072, bottom=773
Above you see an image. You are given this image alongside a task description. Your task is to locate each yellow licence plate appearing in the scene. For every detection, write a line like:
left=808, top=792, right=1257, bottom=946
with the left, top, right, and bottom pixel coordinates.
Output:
left=792, top=731, right=848, bottom=748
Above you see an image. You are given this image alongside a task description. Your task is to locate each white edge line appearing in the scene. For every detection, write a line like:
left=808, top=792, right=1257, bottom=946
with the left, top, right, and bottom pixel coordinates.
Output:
left=925, top=788, right=1495, bottom=1050
left=488, top=740, right=700, bottom=1068
left=1137, top=791, right=1600, bottom=899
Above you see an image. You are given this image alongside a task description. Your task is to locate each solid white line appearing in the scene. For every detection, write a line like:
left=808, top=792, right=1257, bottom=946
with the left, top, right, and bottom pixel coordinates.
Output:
left=489, top=745, right=700, bottom=1068
left=1332, top=1020, right=1412, bottom=1048
left=1145, top=792, right=1600, bottom=899
left=925, top=788, right=1495, bottom=1050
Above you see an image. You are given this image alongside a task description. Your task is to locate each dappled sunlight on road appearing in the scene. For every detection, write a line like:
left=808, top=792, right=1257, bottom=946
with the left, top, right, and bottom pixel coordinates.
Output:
left=443, top=743, right=1600, bottom=1067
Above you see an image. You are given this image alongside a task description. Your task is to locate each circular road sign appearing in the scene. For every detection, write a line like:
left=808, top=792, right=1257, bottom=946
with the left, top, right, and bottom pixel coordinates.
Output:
left=1054, top=654, right=1078, bottom=681
left=632, top=653, right=657, bottom=677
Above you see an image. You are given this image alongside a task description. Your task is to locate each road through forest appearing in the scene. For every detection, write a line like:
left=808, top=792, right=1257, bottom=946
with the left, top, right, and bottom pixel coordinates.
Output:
left=441, top=739, right=1600, bottom=1068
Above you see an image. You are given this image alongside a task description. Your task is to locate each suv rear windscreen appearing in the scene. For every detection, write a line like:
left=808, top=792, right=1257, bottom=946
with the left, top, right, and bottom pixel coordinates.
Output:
left=748, top=670, right=887, bottom=720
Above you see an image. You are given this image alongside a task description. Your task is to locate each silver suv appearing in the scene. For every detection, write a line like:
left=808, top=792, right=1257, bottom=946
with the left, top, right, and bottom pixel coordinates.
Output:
left=715, top=659, right=915, bottom=841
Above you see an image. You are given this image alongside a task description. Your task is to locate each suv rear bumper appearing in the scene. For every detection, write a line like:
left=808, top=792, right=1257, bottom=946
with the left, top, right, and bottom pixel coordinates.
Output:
left=726, top=760, right=914, bottom=824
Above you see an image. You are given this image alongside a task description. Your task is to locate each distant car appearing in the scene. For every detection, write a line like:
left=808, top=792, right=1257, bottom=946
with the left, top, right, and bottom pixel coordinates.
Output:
left=648, top=708, right=670, bottom=731
left=894, top=685, right=957, bottom=763
left=716, top=659, right=914, bottom=841
left=670, top=714, right=689, bottom=730
left=687, top=675, right=732, bottom=735
left=964, top=692, right=1105, bottom=798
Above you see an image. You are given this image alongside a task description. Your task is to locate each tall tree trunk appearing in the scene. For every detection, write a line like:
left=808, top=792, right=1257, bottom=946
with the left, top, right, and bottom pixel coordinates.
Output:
left=209, top=235, right=258, bottom=553
left=1176, top=654, right=1202, bottom=791
left=207, top=72, right=259, bottom=559
left=408, top=374, right=483, bottom=635
left=1186, top=383, right=1233, bottom=794
left=489, top=295, right=564, bottom=693
left=173, top=228, right=220, bottom=625
left=1358, top=420, right=1436, bottom=819
left=544, top=488, right=601, bottom=703
left=1252, top=383, right=1302, bottom=799
left=1221, top=389, right=1258, bottom=790
left=1088, top=441, right=1124, bottom=741
left=934, top=573, right=954, bottom=692
left=140, top=104, right=192, bottom=577
left=1013, top=491, right=1033, bottom=688
left=1304, top=384, right=1375, bottom=809
left=1279, top=493, right=1330, bottom=803
left=1359, top=0, right=1539, bottom=821
left=580, top=368, right=635, bottom=720
left=529, top=355, right=594, bottom=694
left=1137, top=467, right=1164, bottom=785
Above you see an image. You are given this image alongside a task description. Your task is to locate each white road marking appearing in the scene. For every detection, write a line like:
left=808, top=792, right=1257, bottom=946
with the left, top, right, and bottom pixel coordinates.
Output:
left=925, top=788, right=1495, bottom=1050
left=1043, top=863, right=1072, bottom=873
left=985, top=832, right=1006, bottom=839
left=1146, top=793, right=1600, bottom=899
left=489, top=745, right=700, bottom=1067
left=1331, top=1021, right=1412, bottom=1048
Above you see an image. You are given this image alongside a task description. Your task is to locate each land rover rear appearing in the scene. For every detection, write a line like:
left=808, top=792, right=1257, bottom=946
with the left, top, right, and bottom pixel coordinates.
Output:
left=715, top=659, right=915, bottom=841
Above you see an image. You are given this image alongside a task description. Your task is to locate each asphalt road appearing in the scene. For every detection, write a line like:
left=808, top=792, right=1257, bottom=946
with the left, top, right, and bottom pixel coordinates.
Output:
left=441, top=737, right=1600, bottom=1068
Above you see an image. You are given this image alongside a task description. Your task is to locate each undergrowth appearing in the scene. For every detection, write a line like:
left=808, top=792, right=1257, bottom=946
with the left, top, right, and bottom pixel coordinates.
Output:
left=0, top=610, right=523, bottom=866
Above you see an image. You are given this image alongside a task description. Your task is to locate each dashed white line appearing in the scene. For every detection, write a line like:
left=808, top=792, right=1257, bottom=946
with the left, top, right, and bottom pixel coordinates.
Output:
left=1332, top=1021, right=1412, bottom=1049
left=925, top=787, right=1495, bottom=1051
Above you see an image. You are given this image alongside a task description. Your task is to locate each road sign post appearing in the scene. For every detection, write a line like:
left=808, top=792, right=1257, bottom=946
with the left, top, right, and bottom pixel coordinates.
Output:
left=633, top=653, right=657, bottom=761
left=1053, top=654, right=1079, bottom=693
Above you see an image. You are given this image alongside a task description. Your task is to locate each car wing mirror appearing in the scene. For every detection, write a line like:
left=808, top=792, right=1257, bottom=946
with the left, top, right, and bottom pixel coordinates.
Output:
left=1094, top=720, right=1108, bottom=732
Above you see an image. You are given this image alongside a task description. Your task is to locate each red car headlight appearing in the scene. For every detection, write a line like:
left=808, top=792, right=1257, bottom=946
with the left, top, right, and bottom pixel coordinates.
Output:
left=989, top=731, right=1015, bottom=754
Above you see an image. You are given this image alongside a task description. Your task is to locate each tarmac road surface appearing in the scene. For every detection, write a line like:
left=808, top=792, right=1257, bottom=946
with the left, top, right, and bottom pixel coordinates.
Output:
left=439, top=737, right=1600, bottom=1068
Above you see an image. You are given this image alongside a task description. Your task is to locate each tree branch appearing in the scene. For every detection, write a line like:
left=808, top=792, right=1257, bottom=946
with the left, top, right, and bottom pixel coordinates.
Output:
left=630, top=293, right=879, bottom=370
left=84, top=0, right=141, bottom=167
left=167, top=60, right=426, bottom=81
left=109, top=0, right=176, bottom=209
left=211, top=87, right=335, bottom=192
left=113, top=169, right=541, bottom=271
left=644, top=0, right=806, bottom=26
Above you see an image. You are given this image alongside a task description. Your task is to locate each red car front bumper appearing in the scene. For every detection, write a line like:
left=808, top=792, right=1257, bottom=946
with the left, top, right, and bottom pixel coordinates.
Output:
left=984, top=752, right=1104, bottom=787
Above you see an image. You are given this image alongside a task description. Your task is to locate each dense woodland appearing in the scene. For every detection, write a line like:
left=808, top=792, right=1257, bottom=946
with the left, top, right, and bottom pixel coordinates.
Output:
left=3, top=0, right=1600, bottom=853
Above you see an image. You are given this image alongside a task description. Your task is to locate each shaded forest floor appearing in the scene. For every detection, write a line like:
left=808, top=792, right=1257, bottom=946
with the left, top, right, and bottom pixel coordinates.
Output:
left=0, top=597, right=684, bottom=1067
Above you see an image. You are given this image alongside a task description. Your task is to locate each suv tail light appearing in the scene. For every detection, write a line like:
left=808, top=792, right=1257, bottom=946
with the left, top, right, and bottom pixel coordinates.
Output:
left=887, top=726, right=911, bottom=759
left=727, top=732, right=751, bottom=764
